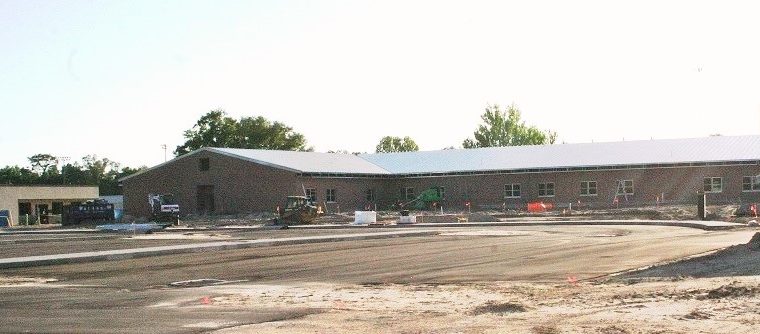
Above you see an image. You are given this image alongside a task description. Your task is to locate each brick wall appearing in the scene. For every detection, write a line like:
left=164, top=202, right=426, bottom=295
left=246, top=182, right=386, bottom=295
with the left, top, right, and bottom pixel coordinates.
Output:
left=123, top=150, right=301, bottom=218
left=123, top=150, right=760, bottom=218
left=392, top=164, right=760, bottom=210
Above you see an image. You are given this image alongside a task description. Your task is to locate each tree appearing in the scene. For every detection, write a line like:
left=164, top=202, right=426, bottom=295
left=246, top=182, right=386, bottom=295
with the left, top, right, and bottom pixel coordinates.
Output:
left=0, top=166, right=37, bottom=185
left=462, top=104, right=557, bottom=148
left=174, top=109, right=310, bottom=156
left=375, top=136, right=420, bottom=153
left=0, top=154, right=144, bottom=195
left=28, top=154, right=58, bottom=175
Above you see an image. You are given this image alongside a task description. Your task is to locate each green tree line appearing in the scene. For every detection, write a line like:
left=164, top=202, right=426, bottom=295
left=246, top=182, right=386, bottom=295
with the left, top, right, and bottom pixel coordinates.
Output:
left=0, top=154, right=145, bottom=195
left=0, top=104, right=554, bottom=194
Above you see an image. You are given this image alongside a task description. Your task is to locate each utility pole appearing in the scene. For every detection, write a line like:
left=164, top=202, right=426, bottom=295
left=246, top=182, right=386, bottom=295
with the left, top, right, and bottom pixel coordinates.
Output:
left=161, top=144, right=167, bottom=162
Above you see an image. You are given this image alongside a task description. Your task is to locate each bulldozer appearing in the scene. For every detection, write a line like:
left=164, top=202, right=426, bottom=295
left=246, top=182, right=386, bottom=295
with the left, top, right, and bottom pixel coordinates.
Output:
left=273, top=195, right=323, bottom=225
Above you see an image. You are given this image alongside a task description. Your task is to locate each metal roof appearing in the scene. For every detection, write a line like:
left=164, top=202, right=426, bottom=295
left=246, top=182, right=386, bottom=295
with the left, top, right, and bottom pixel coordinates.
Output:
left=209, top=148, right=391, bottom=174
left=121, top=136, right=760, bottom=181
left=358, top=135, right=760, bottom=174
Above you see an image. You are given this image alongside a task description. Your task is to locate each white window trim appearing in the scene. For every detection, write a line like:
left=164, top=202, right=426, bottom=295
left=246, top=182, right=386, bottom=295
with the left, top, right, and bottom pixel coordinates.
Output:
left=325, top=189, right=337, bottom=203
left=305, top=188, right=317, bottom=201
left=703, top=177, right=723, bottom=194
left=580, top=181, right=598, bottom=197
left=616, top=180, right=635, bottom=196
left=504, top=183, right=521, bottom=199
left=742, top=176, right=760, bottom=192
left=404, top=187, right=415, bottom=201
left=538, top=182, right=555, bottom=198
left=438, top=187, right=446, bottom=200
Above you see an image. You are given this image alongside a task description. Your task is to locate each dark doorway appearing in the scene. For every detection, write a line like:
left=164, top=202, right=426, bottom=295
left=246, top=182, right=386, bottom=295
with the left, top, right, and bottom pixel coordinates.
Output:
left=18, top=202, right=31, bottom=216
left=196, top=185, right=215, bottom=214
left=52, top=202, right=63, bottom=215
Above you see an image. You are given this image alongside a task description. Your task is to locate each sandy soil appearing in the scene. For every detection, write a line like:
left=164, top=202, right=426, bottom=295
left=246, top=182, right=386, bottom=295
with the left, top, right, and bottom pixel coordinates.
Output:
left=197, top=233, right=760, bottom=333
left=198, top=277, right=760, bottom=334
left=0, top=276, right=58, bottom=287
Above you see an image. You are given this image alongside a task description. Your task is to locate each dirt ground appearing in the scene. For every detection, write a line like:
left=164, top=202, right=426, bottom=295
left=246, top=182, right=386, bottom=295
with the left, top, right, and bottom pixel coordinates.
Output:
left=205, top=232, right=760, bottom=333
left=168, top=204, right=755, bottom=227
left=2, top=227, right=760, bottom=333
left=196, top=276, right=760, bottom=334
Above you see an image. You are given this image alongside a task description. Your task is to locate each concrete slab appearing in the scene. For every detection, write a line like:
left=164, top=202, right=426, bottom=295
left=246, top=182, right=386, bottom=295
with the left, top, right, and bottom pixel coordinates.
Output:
left=0, top=230, right=437, bottom=269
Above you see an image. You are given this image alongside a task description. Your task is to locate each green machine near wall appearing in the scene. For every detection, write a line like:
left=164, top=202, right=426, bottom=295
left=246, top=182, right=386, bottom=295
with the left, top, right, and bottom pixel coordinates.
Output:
left=403, top=186, right=445, bottom=210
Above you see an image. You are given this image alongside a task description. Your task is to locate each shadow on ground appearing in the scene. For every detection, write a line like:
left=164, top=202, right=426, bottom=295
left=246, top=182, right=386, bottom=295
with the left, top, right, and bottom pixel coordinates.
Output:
left=620, top=232, right=760, bottom=279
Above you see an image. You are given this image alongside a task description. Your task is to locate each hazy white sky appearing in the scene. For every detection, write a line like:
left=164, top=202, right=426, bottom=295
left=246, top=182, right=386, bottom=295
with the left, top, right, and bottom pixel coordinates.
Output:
left=1, top=0, right=759, bottom=168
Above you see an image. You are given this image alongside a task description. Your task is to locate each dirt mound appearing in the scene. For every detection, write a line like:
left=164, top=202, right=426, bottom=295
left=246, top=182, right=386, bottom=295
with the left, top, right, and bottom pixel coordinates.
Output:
left=747, top=232, right=760, bottom=250
left=700, top=284, right=760, bottom=299
left=597, top=325, right=631, bottom=334
left=471, top=301, right=527, bottom=315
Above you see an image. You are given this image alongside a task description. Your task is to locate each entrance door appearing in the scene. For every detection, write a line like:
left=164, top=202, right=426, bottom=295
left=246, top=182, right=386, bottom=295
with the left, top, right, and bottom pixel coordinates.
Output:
left=196, top=185, right=215, bottom=215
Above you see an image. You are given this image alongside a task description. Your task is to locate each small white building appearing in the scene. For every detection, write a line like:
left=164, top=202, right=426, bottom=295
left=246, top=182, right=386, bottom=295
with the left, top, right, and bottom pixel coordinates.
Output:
left=0, top=186, right=99, bottom=226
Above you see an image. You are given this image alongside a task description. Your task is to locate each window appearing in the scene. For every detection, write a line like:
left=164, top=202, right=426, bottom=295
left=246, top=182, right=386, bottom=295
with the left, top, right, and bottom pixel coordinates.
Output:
left=703, top=177, right=723, bottom=193
left=326, top=189, right=336, bottom=202
left=199, top=158, right=210, bottom=171
left=580, top=181, right=597, bottom=196
left=616, top=180, right=634, bottom=195
left=305, top=188, right=317, bottom=201
left=504, top=184, right=521, bottom=198
left=436, top=186, right=445, bottom=200
left=404, top=187, right=415, bottom=200
left=365, top=189, right=375, bottom=201
left=538, top=182, right=555, bottom=197
left=742, top=176, right=760, bottom=192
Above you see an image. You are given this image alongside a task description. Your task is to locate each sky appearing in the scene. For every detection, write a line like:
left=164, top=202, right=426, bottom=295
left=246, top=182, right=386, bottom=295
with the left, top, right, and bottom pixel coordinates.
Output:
left=1, top=0, right=759, bottom=169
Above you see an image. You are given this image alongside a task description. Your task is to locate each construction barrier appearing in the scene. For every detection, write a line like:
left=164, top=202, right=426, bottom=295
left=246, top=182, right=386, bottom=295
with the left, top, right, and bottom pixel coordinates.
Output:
left=527, top=202, right=554, bottom=213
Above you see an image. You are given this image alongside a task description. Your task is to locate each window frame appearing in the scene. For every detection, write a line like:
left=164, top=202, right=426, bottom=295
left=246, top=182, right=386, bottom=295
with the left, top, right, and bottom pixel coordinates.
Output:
left=504, top=183, right=521, bottom=198
left=325, top=188, right=336, bottom=203
left=437, top=186, right=446, bottom=200
left=616, top=180, right=634, bottom=195
left=538, top=182, right=555, bottom=197
left=742, top=176, right=760, bottom=192
left=703, top=177, right=723, bottom=193
left=199, top=158, right=210, bottom=171
left=305, top=188, right=317, bottom=202
left=580, top=181, right=597, bottom=196
left=365, top=188, right=376, bottom=201
left=404, top=187, right=415, bottom=201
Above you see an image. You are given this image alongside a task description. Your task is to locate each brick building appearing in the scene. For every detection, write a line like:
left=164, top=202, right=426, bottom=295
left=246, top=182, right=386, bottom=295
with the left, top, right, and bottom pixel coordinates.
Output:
left=121, top=136, right=760, bottom=218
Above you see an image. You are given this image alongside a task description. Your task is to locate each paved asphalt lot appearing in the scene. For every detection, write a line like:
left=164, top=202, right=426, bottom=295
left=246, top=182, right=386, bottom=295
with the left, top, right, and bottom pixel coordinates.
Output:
left=0, top=225, right=755, bottom=333
left=0, top=228, right=379, bottom=259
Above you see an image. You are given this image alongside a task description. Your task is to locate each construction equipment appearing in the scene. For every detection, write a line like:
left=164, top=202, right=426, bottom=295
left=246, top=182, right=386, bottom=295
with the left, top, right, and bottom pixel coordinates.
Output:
left=148, top=193, right=180, bottom=224
left=400, top=186, right=444, bottom=210
left=62, top=199, right=115, bottom=225
left=274, top=196, right=323, bottom=225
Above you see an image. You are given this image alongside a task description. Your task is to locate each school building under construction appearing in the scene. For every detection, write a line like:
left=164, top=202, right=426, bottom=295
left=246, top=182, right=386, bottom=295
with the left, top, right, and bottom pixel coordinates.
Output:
left=120, top=135, right=760, bottom=218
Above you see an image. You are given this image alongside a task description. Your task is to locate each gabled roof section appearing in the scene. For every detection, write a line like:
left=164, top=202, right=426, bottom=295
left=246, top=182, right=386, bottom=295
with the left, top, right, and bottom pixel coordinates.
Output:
left=209, top=148, right=391, bottom=174
left=119, top=147, right=390, bottom=182
left=359, top=135, right=760, bottom=174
